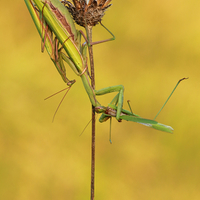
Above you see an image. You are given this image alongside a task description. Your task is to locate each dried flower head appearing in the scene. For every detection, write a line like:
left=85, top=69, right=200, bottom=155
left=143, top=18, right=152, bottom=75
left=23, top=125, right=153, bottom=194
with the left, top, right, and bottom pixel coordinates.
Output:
left=61, top=0, right=112, bottom=27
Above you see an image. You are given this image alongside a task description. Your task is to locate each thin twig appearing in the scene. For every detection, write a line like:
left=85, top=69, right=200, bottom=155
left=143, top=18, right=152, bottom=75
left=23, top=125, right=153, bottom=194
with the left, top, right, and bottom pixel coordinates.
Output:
left=86, top=25, right=96, bottom=200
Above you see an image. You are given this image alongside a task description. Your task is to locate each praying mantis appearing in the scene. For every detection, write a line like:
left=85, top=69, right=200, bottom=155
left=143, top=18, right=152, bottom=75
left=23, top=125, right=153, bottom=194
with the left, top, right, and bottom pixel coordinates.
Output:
left=24, top=0, right=183, bottom=134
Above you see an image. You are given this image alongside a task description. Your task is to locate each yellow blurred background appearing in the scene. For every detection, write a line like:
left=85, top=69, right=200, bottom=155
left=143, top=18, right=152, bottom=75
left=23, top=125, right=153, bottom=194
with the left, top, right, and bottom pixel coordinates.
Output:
left=0, top=0, right=200, bottom=199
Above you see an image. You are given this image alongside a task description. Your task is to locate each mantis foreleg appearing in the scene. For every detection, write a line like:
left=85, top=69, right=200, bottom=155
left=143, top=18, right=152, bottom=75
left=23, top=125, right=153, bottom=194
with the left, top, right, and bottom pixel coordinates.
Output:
left=95, top=85, right=124, bottom=120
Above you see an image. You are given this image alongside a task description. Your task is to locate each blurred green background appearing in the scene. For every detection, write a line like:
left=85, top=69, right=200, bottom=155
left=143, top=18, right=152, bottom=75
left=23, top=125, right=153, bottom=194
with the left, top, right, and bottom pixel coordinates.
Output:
left=0, top=0, right=200, bottom=199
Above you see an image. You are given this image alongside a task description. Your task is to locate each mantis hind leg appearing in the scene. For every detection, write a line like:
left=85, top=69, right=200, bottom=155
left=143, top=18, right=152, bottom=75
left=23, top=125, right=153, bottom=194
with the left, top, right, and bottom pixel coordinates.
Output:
left=95, top=85, right=124, bottom=121
left=79, top=22, right=115, bottom=47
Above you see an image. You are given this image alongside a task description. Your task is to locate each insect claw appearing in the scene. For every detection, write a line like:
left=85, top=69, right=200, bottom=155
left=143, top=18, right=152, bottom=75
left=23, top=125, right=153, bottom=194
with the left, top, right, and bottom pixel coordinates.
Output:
left=67, top=79, right=76, bottom=86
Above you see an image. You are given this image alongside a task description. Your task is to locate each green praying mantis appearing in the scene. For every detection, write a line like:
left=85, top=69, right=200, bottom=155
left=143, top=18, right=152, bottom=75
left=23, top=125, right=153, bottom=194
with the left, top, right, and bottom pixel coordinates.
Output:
left=24, top=0, right=185, bottom=135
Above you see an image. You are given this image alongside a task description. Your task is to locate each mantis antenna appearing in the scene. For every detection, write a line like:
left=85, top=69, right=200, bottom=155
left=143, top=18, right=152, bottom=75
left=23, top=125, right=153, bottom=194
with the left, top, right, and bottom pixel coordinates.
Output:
left=126, top=78, right=188, bottom=121
left=154, top=77, right=188, bottom=120
left=44, top=86, right=73, bottom=122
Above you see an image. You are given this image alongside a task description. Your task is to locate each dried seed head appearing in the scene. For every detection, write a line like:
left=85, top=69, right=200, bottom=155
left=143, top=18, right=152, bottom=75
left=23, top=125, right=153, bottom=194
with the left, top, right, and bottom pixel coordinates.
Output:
left=62, top=0, right=112, bottom=27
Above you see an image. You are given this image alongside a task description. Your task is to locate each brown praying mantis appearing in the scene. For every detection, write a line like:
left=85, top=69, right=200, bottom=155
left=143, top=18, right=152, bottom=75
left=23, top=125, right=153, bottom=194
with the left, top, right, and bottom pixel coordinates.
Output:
left=24, top=0, right=187, bottom=138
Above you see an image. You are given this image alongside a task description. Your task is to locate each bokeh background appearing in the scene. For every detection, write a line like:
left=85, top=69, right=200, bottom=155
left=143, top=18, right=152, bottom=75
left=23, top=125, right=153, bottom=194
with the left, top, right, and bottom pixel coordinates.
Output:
left=1, top=0, right=199, bottom=199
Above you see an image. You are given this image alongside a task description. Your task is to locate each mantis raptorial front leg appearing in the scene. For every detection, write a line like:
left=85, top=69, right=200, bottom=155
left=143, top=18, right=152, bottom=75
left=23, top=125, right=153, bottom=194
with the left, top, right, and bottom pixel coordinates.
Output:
left=95, top=85, right=124, bottom=121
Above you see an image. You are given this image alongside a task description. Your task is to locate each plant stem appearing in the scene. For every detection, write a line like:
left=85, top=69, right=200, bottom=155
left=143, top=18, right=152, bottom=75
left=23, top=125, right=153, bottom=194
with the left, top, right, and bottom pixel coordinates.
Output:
left=86, top=25, right=95, bottom=200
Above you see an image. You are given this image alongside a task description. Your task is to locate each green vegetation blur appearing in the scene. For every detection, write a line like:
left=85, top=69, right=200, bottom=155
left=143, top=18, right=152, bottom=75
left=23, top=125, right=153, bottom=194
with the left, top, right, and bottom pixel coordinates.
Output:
left=0, top=0, right=200, bottom=199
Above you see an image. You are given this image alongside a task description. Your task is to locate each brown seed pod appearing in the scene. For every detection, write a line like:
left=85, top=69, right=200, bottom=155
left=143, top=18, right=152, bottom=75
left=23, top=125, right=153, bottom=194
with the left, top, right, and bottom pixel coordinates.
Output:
left=62, top=0, right=112, bottom=27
